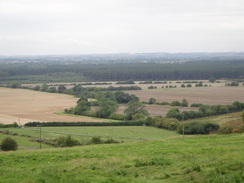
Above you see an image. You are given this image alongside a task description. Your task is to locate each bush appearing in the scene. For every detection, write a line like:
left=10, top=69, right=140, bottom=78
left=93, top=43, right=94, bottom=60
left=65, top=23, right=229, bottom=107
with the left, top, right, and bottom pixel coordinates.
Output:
left=166, top=108, right=182, bottom=120
left=217, top=126, right=233, bottom=134
left=56, top=135, right=80, bottom=147
left=190, top=103, right=203, bottom=107
left=155, top=117, right=180, bottom=130
left=109, top=113, right=125, bottom=120
left=171, top=101, right=181, bottom=106
left=0, top=137, right=18, bottom=151
left=157, top=102, right=170, bottom=105
left=90, top=136, right=102, bottom=144
left=104, top=138, right=120, bottom=144
left=181, top=99, right=189, bottom=107
left=178, top=122, right=219, bottom=134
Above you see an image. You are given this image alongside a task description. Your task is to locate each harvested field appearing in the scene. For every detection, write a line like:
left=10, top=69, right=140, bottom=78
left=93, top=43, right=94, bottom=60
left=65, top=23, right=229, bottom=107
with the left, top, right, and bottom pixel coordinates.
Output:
left=126, top=86, right=244, bottom=105
left=0, top=88, right=104, bottom=124
left=117, top=104, right=197, bottom=116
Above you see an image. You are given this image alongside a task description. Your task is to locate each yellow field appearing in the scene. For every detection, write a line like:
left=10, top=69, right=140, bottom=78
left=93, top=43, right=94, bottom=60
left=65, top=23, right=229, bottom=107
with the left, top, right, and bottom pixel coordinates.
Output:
left=0, top=88, right=104, bottom=124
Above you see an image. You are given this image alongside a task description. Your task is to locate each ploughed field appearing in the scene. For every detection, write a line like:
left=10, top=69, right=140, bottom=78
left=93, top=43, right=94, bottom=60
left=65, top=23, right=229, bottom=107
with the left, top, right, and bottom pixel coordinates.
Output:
left=0, top=88, right=104, bottom=124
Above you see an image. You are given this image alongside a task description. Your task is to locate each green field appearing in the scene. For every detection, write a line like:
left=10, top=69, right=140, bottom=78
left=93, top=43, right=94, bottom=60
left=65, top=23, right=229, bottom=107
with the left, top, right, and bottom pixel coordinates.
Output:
left=3, top=126, right=180, bottom=144
left=0, top=134, right=51, bottom=150
left=0, top=134, right=243, bottom=183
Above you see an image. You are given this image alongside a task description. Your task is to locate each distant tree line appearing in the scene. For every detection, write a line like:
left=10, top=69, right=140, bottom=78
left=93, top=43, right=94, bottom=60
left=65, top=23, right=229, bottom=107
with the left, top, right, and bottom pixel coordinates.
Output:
left=1, top=61, right=244, bottom=83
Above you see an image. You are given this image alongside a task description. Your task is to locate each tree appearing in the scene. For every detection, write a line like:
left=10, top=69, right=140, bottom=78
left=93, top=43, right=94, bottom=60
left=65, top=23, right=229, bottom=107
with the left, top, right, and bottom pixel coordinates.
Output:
left=41, top=83, right=49, bottom=91
left=97, top=100, right=118, bottom=118
left=124, top=100, right=148, bottom=120
left=0, top=137, right=18, bottom=151
left=166, top=108, right=181, bottom=120
left=58, top=85, right=67, bottom=93
left=49, top=87, right=57, bottom=93
left=181, top=98, right=189, bottom=107
left=148, top=98, right=156, bottom=104
left=114, top=91, right=136, bottom=103
left=74, top=96, right=91, bottom=115
left=9, top=81, right=21, bottom=88
left=95, top=91, right=116, bottom=102
left=34, top=85, right=41, bottom=91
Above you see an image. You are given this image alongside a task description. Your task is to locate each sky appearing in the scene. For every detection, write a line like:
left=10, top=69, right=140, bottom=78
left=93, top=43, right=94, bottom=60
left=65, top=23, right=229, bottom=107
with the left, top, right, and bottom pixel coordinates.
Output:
left=0, top=0, right=244, bottom=55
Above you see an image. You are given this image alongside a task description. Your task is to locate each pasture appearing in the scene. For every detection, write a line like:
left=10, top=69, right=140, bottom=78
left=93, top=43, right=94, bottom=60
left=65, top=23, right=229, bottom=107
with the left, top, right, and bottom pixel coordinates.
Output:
left=0, top=133, right=51, bottom=150
left=0, top=133, right=243, bottom=182
left=3, top=126, right=180, bottom=144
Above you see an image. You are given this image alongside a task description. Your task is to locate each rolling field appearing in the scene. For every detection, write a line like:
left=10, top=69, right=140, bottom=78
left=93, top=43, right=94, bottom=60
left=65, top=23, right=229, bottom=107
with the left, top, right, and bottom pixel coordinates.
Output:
left=0, top=133, right=243, bottom=183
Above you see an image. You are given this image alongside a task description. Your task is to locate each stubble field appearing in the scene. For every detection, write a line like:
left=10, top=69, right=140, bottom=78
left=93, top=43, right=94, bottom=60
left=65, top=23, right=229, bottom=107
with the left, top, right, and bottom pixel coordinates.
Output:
left=0, top=88, right=104, bottom=124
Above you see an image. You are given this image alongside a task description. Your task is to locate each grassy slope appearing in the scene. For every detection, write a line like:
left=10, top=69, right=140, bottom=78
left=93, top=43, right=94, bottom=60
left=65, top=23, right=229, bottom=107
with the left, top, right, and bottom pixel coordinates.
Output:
left=0, top=134, right=243, bottom=183
left=186, top=112, right=243, bottom=129
left=4, top=126, right=180, bottom=143
left=0, top=134, right=51, bottom=150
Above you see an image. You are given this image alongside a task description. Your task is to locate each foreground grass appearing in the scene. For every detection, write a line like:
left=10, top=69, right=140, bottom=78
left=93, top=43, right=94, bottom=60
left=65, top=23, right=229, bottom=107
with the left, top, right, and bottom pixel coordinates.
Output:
left=0, top=134, right=243, bottom=182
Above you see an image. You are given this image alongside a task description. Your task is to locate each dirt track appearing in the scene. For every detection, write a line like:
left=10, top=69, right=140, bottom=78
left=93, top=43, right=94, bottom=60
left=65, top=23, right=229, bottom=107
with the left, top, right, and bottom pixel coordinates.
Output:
left=0, top=88, right=104, bottom=124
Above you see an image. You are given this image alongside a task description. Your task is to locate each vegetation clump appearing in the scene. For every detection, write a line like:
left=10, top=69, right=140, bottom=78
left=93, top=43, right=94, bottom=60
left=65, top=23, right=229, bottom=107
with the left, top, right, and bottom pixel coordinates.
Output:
left=0, top=137, right=18, bottom=151
left=178, top=122, right=219, bottom=134
left=56, top=135, right=80, bottom=147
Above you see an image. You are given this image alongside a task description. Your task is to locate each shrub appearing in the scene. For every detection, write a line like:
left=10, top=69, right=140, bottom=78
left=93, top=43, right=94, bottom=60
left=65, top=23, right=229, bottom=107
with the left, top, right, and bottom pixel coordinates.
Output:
left=104, top=138, right=120, bottom=144
left=217, top=126, right=233, bottom=134
left=148, top=98, right=156, bottom=104
left=56, top=135, right=80, bottom=147
left=166, top=108, right=181, bottom=120
left=158, top=102, right=170, bottom=105
left=154, top=117, right=180, bottom=130
left=109, top=113, right=125, bottom=120
left=181, top=98, right=189, bottom=107
left=178, top=122, right=219, bottom=134
left=90, top=136, right=102, bottom=144
left=0, top=137, right=18, bottom=151
left=171, top=101, right=181, bottom=106
left=190, top=103, right=203, bottom=107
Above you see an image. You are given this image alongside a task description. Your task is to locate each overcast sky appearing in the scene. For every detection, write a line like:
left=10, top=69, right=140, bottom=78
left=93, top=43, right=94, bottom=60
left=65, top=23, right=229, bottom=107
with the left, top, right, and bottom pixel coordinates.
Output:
left=1, top=0, right=244, bottom=55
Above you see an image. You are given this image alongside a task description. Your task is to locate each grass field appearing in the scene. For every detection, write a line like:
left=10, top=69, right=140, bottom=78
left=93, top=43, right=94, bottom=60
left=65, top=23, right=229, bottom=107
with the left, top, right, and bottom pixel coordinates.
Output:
left=3, top=126, right=181, bottom=144
left=0, top=134, right=51, bottom=150
left=0, top=133, right=243, bottom=183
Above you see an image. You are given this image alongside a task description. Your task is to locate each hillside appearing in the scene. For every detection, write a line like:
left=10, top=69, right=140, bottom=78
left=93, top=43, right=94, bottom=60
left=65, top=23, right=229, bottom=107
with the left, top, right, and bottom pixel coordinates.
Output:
left=0, top=134, right=243, bottom=183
